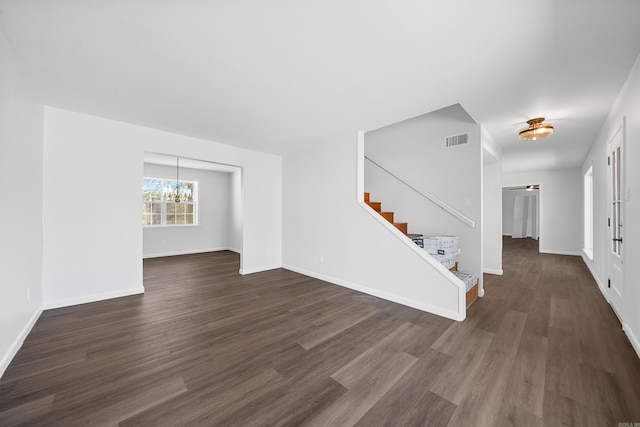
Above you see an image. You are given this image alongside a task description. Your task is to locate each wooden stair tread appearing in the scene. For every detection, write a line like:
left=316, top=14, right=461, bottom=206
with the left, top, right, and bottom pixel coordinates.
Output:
left=379, top=211, right=394, bottom=222
left=393, top=223, right=408, bottom=234
left=365, top=201, right=382, bottom=211
left=406, top=233, right=423, bottom=238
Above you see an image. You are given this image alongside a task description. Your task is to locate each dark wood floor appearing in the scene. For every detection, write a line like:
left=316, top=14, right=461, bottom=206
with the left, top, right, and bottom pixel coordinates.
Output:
left=1, top=237, right=639, bottom=426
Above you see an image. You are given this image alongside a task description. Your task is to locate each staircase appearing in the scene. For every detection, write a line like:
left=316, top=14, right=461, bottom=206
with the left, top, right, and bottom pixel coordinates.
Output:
left=364, top=191, right=478, bottom=307
left=364, top=192, right=422, bottom=238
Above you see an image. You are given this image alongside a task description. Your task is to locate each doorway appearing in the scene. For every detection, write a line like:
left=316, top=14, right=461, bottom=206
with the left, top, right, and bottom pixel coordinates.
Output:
left=142, top=151, right=243, bottom=267
left=502, top=185, right=540, bottom=244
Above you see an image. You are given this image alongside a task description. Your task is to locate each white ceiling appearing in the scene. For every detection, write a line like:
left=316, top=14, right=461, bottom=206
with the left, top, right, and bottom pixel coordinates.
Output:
left=1, top=0, right=639, bottom=173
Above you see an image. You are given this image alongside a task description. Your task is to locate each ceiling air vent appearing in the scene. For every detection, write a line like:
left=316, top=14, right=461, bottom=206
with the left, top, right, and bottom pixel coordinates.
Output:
left=445, top=133, right=469, bottom=148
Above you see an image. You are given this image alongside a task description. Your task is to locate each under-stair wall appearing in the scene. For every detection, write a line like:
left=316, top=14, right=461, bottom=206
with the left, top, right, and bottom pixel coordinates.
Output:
left=282, top=133, right=466, bottom=321
left=364, top=104, right=482, bottom=290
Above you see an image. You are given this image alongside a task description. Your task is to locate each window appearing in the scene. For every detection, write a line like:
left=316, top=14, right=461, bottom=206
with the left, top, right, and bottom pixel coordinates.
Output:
left=583, top=165, right=593, bottom=259
left=142, top=177, right=198, bottom=225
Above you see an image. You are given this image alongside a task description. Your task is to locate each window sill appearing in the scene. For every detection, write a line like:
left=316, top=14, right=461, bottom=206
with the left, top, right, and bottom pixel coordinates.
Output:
left=143, top=224, right=200, bottom=228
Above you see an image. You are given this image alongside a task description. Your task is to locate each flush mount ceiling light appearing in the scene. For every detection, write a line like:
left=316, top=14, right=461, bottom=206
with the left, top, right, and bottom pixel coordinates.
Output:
left=519, top=117, right=554, bottom=141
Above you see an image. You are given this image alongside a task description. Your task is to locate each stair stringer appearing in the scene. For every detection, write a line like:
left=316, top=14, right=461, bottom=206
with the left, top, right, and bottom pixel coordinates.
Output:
left=360, top=200, right=467, bottom=320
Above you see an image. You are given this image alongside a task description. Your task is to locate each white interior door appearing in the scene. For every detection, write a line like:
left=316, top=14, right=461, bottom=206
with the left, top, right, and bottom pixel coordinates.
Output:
left=607, top=122, right=625, bottom=322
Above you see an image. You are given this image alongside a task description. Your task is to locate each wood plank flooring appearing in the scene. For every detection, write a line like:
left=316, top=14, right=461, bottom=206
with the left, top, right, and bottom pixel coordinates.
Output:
left=1, top=237, right=639, bottom=426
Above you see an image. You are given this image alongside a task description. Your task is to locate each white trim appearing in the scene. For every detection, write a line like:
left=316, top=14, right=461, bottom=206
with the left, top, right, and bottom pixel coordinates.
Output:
left=142, top=224, right=200, bottom=229
left=142, top=175, right=199, bottom=226
left=43, top=287, right=144, bottom=310
left=357, top=131, right=365, bottom=201
left=606, top=117, right=627, bottom=341
left=623, top=323, right=640, bottom=360
left=0, top=305, right=43, bottom=378
left=540, top=249, right=582, bottom=256
left=483, top=268, right=504, bottom=275
left=359, top=197, right=465, bottom=284
left=359, top=198, right=468, bottom=316
left=582, top=254, right=608, bottom=297
left=283, top=264, right=465, bottom=322
left=239, top=264, right=281, bottom=275
left=365, top=154, right=476, bottom=228
left=357, top=131, right=464, bottom=320
left=580, top=252, right=633, bottom=359
left=143, top=247, right=238, bottom=259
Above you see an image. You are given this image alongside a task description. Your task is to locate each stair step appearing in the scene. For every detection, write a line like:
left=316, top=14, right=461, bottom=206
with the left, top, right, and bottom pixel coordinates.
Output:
left=364, top=193, right=419, bottom=238
left=379, top=211, right=394, bottom=222
left=407, top=233, right=424, bottom=239
left=366, top=201, right=382, bottom=212
left=394, top=223, right=408, bottom=234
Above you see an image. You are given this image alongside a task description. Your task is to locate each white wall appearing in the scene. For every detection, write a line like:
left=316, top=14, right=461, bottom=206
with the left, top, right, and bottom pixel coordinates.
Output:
left=142, top=163, right=233, bottom=258
left=502, top=168, right=582, bottom=255
left=583, top=54, right=640, bottom=357
left=483, top=157, right=503, bottom=275
left=364, top=104, right=482, bottom=283
left=282, top=133, right=465, bottom=321
left=42, top=107, right=282, bottom=309
left=0, top=33, right=44, bottom=376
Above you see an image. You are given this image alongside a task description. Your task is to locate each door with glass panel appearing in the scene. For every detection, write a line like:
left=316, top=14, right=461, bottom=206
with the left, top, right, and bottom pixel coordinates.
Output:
left=607, top=120, right=625, bottom=322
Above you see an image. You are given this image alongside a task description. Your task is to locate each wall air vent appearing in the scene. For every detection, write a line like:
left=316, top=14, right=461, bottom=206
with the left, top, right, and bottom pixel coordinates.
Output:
left=445, top=133, right=469, bottom=148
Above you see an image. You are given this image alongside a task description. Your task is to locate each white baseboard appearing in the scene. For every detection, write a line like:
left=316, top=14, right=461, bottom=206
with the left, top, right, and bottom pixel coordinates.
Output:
left=143, top=247, right=238, bottom=259
left=540, top=248, right=582, bottom=256
left=1, top=305, right=43, bottom=378
left=580, top=255, right=638, bottom=360
left=580, top=254, right=638, bottom=361
left=483, top=268, right=503, bottom=275
left=43, top=287, right=145, bottom=310
left=239, top=264, right=281, bottom=275
left=581, top=255, right=608, bottom=298
left=282, top=264, right=464, bottom=322
left=623, top=323, right=640, bottom=360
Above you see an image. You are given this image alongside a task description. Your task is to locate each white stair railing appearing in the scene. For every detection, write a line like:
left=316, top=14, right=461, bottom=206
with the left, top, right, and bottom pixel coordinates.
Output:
left=365, top=154, right=475, bottom=229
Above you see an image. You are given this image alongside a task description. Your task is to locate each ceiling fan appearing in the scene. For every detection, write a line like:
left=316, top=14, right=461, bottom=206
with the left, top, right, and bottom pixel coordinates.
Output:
left=508, top=185, right=539, bottom=191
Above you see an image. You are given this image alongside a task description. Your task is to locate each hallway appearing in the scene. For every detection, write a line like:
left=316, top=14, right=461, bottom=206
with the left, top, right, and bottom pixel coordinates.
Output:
left=470, top=236, right=640, bottom=425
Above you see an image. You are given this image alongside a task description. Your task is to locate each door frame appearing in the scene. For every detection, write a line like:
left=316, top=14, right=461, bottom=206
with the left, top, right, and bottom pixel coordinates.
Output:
left=502, top=184, right=543, bottom=249
left=606, top=117, right=626, bottom=323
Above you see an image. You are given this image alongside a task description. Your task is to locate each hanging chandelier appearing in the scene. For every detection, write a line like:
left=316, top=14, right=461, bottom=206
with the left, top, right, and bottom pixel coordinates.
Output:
left=519, top=117, right=554, bottom=141
left=174, top=157, right=182, bottom=202
left=162, top=157, right=189, bottom=203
